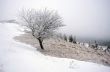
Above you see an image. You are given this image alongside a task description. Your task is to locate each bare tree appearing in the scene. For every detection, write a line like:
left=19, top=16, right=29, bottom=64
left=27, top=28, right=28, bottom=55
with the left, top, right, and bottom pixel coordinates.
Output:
left=18, top=9, right=64, bottom=50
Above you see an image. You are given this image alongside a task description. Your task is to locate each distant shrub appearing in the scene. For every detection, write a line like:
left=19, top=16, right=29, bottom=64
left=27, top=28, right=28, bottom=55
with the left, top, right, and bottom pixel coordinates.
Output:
left=69, top=35, right=73, bottom=42
left=69, top=35, right=76, bottom=44
left=73, top=36, right=76, bottom=44
left=63, top=34, right=67, bottom=41
left=94, top=40, right=98, bottom=48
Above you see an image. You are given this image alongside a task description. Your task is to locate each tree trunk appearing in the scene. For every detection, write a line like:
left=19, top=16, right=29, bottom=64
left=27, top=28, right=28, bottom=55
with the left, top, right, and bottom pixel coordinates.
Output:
left=32, top=29, right=35, bottom=37
left=38, top=38, right=44, bottom=50
left=32, top=31, right=35, bottom=37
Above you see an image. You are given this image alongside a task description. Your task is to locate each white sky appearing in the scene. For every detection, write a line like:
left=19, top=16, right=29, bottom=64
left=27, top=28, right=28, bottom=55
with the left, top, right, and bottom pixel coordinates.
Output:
left=0, top=0, right=110, bottom=40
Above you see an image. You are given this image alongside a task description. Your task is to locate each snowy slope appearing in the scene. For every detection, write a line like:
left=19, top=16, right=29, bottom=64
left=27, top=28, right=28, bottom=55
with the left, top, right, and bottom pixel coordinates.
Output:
left=0, top=23, right=110, bottom=72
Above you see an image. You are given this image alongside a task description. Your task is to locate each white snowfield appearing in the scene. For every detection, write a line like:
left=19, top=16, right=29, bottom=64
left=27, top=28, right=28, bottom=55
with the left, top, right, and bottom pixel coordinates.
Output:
left=0, top=23, right=110, bottom=72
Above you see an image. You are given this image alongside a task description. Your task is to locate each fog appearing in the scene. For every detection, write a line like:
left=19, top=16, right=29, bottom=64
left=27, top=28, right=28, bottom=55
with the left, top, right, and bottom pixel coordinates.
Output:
left=0, top=0, right=110, bottom=41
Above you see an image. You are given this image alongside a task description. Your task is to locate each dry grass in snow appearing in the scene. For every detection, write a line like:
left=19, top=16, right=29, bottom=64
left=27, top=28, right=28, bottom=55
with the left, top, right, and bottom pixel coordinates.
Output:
left=14, top=33, right=110, bottom=66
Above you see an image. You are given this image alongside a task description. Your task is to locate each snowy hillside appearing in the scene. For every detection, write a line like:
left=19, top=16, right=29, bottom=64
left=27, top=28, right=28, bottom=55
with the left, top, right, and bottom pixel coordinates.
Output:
left=0, top=23, right=110, bottom=72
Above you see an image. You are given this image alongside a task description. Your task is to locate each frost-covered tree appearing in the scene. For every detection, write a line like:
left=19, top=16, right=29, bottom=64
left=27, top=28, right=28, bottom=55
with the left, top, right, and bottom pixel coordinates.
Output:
left=18, top=9, right=64, bottom=50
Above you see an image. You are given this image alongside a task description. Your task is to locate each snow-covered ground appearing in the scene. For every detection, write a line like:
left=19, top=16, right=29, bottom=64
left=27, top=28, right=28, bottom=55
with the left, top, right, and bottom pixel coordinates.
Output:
left=0, top=23, right=110, bottom=72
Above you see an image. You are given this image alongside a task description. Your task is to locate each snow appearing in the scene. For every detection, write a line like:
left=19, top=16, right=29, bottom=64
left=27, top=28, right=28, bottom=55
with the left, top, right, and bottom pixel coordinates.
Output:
left=0, top=23, right=110, bottom=72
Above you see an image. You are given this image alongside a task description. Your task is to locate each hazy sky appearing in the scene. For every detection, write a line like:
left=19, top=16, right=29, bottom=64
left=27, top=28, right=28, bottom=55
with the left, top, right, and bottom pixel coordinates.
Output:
left=0, top=0, right=110, bottom=40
